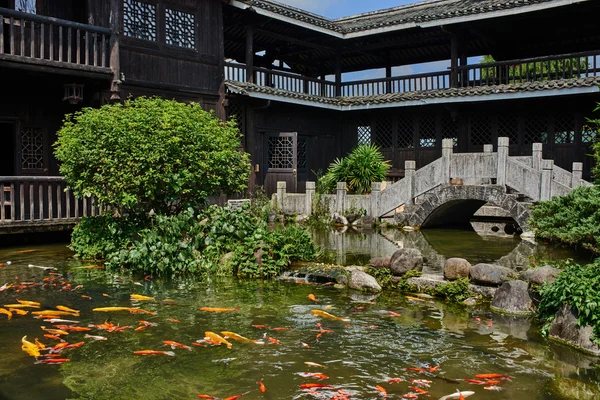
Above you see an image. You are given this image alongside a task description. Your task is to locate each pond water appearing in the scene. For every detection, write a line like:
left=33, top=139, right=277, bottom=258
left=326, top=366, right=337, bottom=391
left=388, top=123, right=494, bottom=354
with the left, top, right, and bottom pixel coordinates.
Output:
left=0, top=238, right=598, bottom=400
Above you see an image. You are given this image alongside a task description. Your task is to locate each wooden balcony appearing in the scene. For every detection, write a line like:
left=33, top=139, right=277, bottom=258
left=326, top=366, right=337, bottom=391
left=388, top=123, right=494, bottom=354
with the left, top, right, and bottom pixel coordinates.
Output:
left=1, top=176, right=100, bottom=234
left=225, top=50, right=600, bottom=102
left=0, top=7, right=112, bottom=78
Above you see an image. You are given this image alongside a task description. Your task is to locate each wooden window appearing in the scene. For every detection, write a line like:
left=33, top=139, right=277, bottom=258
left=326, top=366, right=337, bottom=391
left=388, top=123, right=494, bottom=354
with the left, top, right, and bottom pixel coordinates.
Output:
left=165, top=8, right=195, bottom=49
left=524, top=114, right=548, bottom=144
left=419, top=115, right=436, bottom=147
left=357, top=119, right=371, bottom=145
left=268, top=137, right=294, bottom=169
left=374, top=117, right=393, bottom=148
left=297, top=137, right=307, bottom=169
left=21, top=127, right=44, bottom=171
left=441, top=114, right=458, bottom=147
left=470, top=115, right=492, bottom=146
left=397, top=114, right=414, bottom=148
left=554, top=115, right=575, bottom=144
left=123, top=0, right=157, bottom=41
left=498, top=114, right=518, bottom=144
left=581, top=125, right=597, bottom=144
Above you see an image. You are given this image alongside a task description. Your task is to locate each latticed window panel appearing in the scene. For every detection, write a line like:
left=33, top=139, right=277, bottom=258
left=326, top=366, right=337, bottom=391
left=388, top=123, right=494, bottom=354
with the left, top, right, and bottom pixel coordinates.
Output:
left=397, top=114, right=414, bottom=148
left=297, top=137, right=307, bottom=169
left=268, top=137, right=294, bottom=169
left=554, top=114, right=575, bottom=144
left=357, top=119, right=371, bottom=145
left=373, top=118, right=393, bottom=148
left=582, top=125, right=598, bottom=144
left=165, top=8, right=195, bottom=49
left=470, top=115, right=492, bottom=146
left=228, top=100, right=245, bottom=136
left=498, top=114, right=519, bottom=144
left=524, top=114, right=549, bottom=144
left=21, top=127, right=44, bottom=170
left=419, top=114, right=436, bottom=147
left=123, top=0, right=157, bottom=41
left=441, top=114, right=458, bottom=147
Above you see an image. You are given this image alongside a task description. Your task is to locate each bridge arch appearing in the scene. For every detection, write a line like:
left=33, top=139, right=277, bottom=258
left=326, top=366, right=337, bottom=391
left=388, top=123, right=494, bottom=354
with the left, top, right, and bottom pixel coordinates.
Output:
left=397, top=185, right=531, bottom=231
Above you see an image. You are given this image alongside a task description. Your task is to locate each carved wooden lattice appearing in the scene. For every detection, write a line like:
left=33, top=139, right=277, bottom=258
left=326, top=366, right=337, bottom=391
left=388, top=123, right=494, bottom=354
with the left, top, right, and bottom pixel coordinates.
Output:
left=498, top=114, right=519, bottom=144
left=582, top=125, right=597, bottom=144
left=297, top=137, right=307, bottom=169
left=441, top=114, right=458, bottom=147
left=554, top=114, right=575, bottom=144
left=268, top=137, right=294, bottom=169
left=397, top=114, right=414, bottom=148
left=123, top=0, right=157, bottom=41
left=165, top=8, right=195, bottom=49
left=357, top=119, right=371, bottom=145
left=470, top=115, right=491, bottom=146
left=419, top=114, right=436, bottom=147
left=374, top=117, right=393, bottom=148
left=21, top=127, right=44, bottom=170
left=228, top=100, right=245, bottom=136
left=524, top=114, right=548, bottom=144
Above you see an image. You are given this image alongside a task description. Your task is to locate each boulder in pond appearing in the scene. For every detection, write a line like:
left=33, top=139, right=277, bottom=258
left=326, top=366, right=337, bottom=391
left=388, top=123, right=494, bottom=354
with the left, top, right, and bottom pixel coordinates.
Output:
left=444, top=258, right=471, bottom=281
left=490, top=280, right=535, bottom=315
left=389, top=248, right=423, bottom=276
left=368, top=256, right=391, bottom=269
left=469, top=263, right=515, bottom=286
left=549, top=304, right=600, bottom=356
left=348, top=270, right=382, bottom=293
left=521, top=265, right=561, bottom=286
left=332, top=213, right=349, bottom=226
left=353, top=216, right=376, bottom=228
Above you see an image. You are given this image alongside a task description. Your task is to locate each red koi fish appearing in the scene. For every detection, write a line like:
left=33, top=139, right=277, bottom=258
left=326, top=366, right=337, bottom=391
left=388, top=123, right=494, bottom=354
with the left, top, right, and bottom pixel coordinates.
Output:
left=63, top=341, right=85, bottom=350
left=133, top=350, right=175, bottom=356
left=428, top=365, right=440, bottom=373
left=197, top=395, right=215, bottom=399
left=272, top=327, right=293, bottom=331
left=257, top=380, right=266, bottom=392
left=223, top=395, right=243, bottom=400
left=406, top=367, right=426, bottom=373
left=299, top=384, right=334, bottom=389
left=388, top=378, right=403, bottom=383
left=402, top=394, right=418, bottom=399
left=163, top=340, right=192, bottom=351
left=464, top=379, right=487, bottom=385
left=252, top=324, right=269, bottom=329
left=36, top=358, right=70, bottom=364
left=474, top=373, right=503, bottom=379
left=375, top=385, right=387, bottom=398
left=300, top=372, right=329, bottom=379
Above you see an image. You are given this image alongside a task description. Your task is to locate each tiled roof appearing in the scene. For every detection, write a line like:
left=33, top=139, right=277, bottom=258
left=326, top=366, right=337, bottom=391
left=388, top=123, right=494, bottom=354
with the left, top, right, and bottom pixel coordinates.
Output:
left=233, top=0, right=577, bottom=34
left=225, top=77, right=600, bottom=108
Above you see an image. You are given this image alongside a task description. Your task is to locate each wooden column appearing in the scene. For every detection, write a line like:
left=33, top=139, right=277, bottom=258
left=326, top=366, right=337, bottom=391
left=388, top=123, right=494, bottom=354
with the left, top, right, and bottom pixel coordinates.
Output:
left=245, top=25, right=254, bottom=83
left=459, top=52, right=467, bottom=86
left=109, top=0, right=121, bottom=102
left=450, top=35, right=459, bottom=88
left=335, top=52, right=342, bottom=97
left=385, top=58, right=392, bottom=94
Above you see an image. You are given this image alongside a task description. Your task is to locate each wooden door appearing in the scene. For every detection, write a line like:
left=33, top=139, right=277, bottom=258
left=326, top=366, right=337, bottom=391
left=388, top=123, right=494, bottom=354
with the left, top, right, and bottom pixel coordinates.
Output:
left=263, top=132, right=298, bottom=194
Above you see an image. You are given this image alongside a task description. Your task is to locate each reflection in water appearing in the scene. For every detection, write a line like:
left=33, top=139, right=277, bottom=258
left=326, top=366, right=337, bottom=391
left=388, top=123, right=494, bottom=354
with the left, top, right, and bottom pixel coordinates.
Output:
left=313, top=227, right=589, bottom=273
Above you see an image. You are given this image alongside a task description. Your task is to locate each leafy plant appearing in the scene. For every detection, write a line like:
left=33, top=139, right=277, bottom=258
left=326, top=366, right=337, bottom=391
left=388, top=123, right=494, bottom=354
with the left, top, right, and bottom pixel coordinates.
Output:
left=395, top=270, right=423, bottom=293
left=54, top=97, right=251, bottom=216
left=435, top=277, right=473, bottom=303
left=319, top=144, right=390, bottom=194
left=366, top=267, right=395, bottom=288
left=537, top=260, right=600, bottom=343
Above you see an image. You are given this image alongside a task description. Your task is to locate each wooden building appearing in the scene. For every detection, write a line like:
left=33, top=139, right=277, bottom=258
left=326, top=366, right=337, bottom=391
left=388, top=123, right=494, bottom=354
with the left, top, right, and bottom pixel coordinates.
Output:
left=0, top=0, right=599, bottom=226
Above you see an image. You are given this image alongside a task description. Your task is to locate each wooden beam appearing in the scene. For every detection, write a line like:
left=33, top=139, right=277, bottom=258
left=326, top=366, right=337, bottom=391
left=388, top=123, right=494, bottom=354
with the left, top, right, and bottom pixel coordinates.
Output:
left=254, top=28, right=336, bottom=52
left=450, top=35, right=459, bottom=88
left=335, top=51, right=341, bottom=96
left=109, top=0, right=120, bottom=102
left=245, top=25, right=254, bottom=83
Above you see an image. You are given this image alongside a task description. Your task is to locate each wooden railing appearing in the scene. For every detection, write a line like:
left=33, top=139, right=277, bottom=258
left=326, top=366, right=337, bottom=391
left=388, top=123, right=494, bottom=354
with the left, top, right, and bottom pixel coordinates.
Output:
left=0, top=7, right=111, bottom=71
left=340, top=71, right=451, bottom=97
left=0, top=177, right=99, bottom=224
left=456, top=50, right=600, bottom=88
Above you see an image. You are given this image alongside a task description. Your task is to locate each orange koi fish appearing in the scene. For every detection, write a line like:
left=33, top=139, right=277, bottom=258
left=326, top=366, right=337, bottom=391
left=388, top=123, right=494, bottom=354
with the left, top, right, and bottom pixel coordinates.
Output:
left=300, top=384, right=334, bottom=389
left=311, top=309, right=350, bottom=322
left=405, top=296, right=426, bottom=302
left=388, top=311, right=402, bottom=317
left=197, top=395, right=215, bottom=399
left=487, top=321, right=493, bottom=327
left=221, top=331, right=263, bottom=344
left=301, top=373, right=329, bottom=379
left=102, top=294, right=110, bottom=297
left=64, top=342, right=85, bottom=350
left=21, top=336, right=41, bottom=357
left=41, top=327, right=69, bottom=336
left=139, top=320, right=157, bottom=327
left=134, top=350, right=175, bottom=356
left=409, top=387, right=428, bottom=394
left=485, top=379, right=501, bottom=385
left=308, top=294, right=319, bottom=302
left=56, top=306, right=80, bottom=314
left=134, top=326, right=147, bottom=332
left=8, top=308, right=28, bottom=316
left=5, top=304, right=39, bottom=309
left=81, top=295, right=92, bottom=300
left=163, top=340, right=192, bottom=351
left=59, top=326, right=91, bottom=332
left=31, top=310, right=76, bottom=316
left=410, top=379, right=432, bottom=387
left=266, top=336, right=280, bottom=345
left=272, top=327, right=293, bottom=331
left=388, top=378, right=403, bottom=383
left=223, top=395, right=243, bottom=400
left=375, top=385, right=387, bottom=397
left=304, top=361, right=326, bottom=368
left=199, top=307, right=239, bottom=313
left=130, top=294, right=155, bottom=301
left=474, top=373, right=503, bottom=379
left=169, top=318, right=180, bottom=323
left=252, top=324, right=269, bottom=329
left=44, top=334, right=65, bottom=342
left=50, top=342, right=70, bottom=352
left=257, top=380, right=266, bottom=392
left=36, top=358, right=70, bottom=364
left=428, top=365, right=440, bottom=373
left=301, top=342, right=311, bottom=349
left=16, top=299, right=41, bottom=306
left=464, top=379, right=487, bottom=385
left=204, top=331, right=233, bottom=349
left=0, top=308, right=12, bottom=320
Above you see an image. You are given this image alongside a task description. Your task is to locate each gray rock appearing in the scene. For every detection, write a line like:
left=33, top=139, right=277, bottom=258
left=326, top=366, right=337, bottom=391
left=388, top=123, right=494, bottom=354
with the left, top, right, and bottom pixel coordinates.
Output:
left=345, top=265, right=366, bottom=273
left=348, top=291, right=380, bottom=303
left=295, top=214, right=309, bottom=224
left=368, top=256, right=391, bottom=269
left=353, top=216, right=376, bottom=228
left=444, top=258, right=471, bottom=281
left=345, top=213, right=360, bottom=224
left=267, top=212, right=278, bottom=222
left=389, top=248, right=423, bottom=276
left=348, top=271, right=382, bottom=293
left=522, top=265, right=561, bottom=286
left=462, top=297, right=477, bottom=306
left=549, top=304, right=600, bottom=356
left=332, top=213, right=349, bottom=226
left=470, top=263, right=515, bottom=286
left=490, top=280, right=536, bottom=314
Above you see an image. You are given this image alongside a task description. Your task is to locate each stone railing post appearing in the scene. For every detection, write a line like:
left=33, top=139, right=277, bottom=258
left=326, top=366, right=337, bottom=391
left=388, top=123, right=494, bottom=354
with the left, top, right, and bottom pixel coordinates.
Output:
left=305, top=181, right=315, bottom=215
left=541, top=159, right=554, bottom=201
left=276, top=181, right=286, bottom=211
left=405, top=160, right=416, bottom=205
left=441, top=138, right=453, bottom=184
left=483, top=144, right=493, bottom=153
left=370, top=182, right=381, bottom=218
left=571, top=162, right=583, bottom=188
left=497, top=137, right=509, bottom=188
left=336, top=182, right=346, bottom=213
left=532, top=143, right=543, bottom=171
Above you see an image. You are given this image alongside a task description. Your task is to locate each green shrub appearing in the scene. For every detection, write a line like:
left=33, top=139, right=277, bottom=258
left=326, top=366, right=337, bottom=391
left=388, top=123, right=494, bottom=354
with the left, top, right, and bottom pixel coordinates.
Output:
left=54, top=97, right=250, bottom=215
left=435, top=277, right=472, bottom=303
left=529, top=186, right=600, bottom=253
left=319, top=144, right=390, bottom=194
left=537, top=260, right=600, bottom=343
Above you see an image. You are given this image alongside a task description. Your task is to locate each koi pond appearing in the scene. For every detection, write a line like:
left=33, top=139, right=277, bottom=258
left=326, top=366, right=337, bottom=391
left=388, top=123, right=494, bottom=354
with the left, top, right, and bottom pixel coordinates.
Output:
left=0, top=230, right=599, bottom=400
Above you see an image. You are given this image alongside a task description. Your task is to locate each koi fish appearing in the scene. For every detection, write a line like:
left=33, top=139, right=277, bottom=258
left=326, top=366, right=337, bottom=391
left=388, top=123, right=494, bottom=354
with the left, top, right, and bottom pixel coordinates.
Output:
left=168, top=318, right=180, bottom=323
left=301, top=342, right=311, bottom=349
left=252, top=324, right=269, bottom=329
left=133, top=350, right=175, bottom=356
left=134, top=326, right=146, bottom=332
left=34, top=338, right=46, bottom=349
left=438, top=391, right=475, bottom=400
left=311, top=309, right=350, bottom=322
left=28, top=264, right=57, bottom=271
left=300, top=372, right=329, bottom=379
left=375, top=385, right=387, bottom=397
left=410, top=379, right=432, bottom=387
left=41, top=327, right=69, bottom=336
left=464, top=379, right=487, bottom=385
left=223, top=395, right=243, bottom=400
left=300, top=384, right=334, bottom=389
left=304, top=361, right=326, bottom=368
left=102, top=294, right=110, bottom=297
left=84, top=334, right=107, bottom=341
left=21, top=336, right=41, bottom=357
left=17, top=299, right=41, bottom=306
left=485, top=380, right=500, bottom=385
left=130, top=294, right=155, bottom=301
left=221, top=331, right=263, bottom=344
left=474, top=373, right=503, bottom=379
left=428, top=365, right=440, bottom=373
left=406, top=368, right=426, bottom=373
left=308, top=294, right=319, bottom=302
left=133, top=282, right=143, bottom=287
left=31, top=310, right=76, bottom=316
left=43, top=319, right=79, bottom=324
left=92, top=307, right=132, bottom=313
left=5, top=304, right=39, bottom=309
left=63, top=341, right=84, bottom=350
left=388, top=378, right=403, bottom=383
left=0, top=308, right=12, bottom=319
left=139, top=320, right=157, bottom=327
left=257, top=380, right=266, bottom=392
left=56, top=306, right=80, bottom=314
left=50, top=342, right=70, bottom=352
left=0, top=283, right=13, bottom=291
left=405, top=296, right=426, bottom=302
left=35, top=358, right=70, bottom=364
left=199, top=307, right=239, bottom=312
left=272, top=327, right=293, bottom=331
left=484, top=386, right=502, bottom=391
left=44, top=334, right=65, bottom=342
left=402, top=395, right=418, bottom=399
left=410, top=387, right=429, bottom=394
left=81, top=295, right=92, bottom=300
left=487, top=321, right=493, bottom=327
left=14, top=249, right=36, bottom=253
left=163, top=340, right=192, bottom=351
left=57, top=326, right=91, bottom=332
left=388, top=311, right=402, bottom=317
left=197, top=395, right=215, bottom=399
left=129, top=308, right=156, bottom=315
left=204, top=331, right=233, bottom=349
